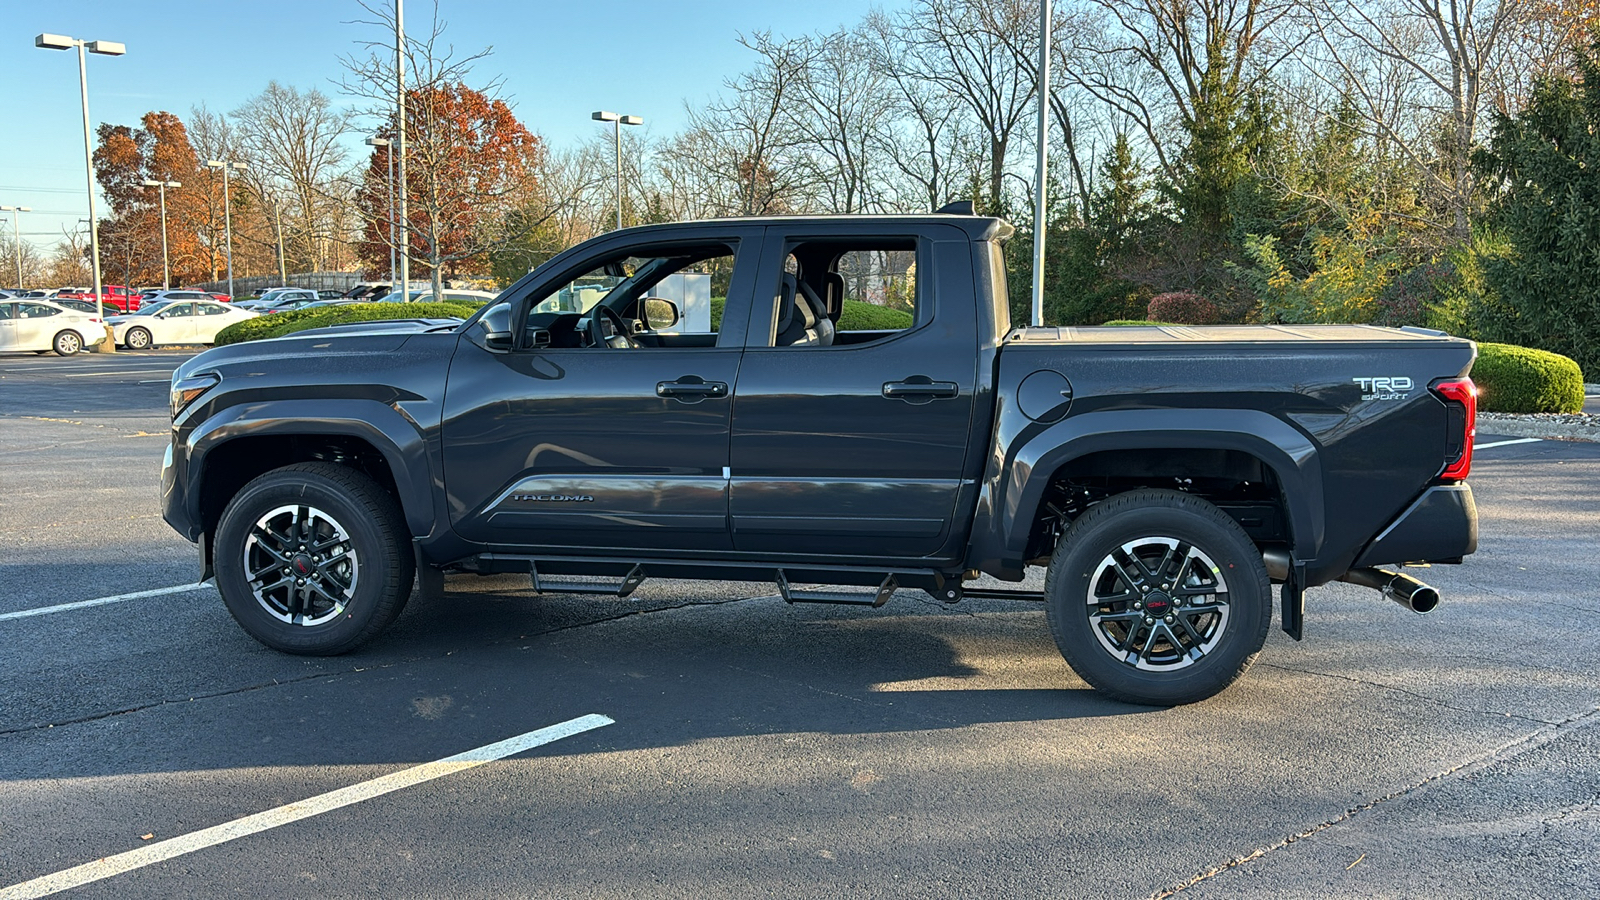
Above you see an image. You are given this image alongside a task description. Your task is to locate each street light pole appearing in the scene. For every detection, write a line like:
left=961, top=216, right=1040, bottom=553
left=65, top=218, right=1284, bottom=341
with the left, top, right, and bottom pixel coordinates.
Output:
left=366, top=136, right=396, bottom=283
left=205, top=160, right=248, bottom=298
left=140, top=181, right=180, bottom=289
left=591, top=111, right=643, bottom=231
left=1030, top=0, right=1051, bottom=328
left=0, top=205, right=30, bottom=290
left=395, top=0, right=409, bottom=293
left=36, top=33, right=125, bottom=326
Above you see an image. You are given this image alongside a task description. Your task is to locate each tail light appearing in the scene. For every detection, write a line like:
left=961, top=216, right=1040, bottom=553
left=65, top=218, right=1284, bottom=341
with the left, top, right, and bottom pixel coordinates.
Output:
left=1432, top=378, right=1476, bottom=480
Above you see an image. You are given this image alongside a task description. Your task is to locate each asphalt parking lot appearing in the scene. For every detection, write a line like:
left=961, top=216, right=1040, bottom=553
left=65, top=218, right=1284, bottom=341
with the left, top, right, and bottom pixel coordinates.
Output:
left=2, top=350, right=1597, bottom=899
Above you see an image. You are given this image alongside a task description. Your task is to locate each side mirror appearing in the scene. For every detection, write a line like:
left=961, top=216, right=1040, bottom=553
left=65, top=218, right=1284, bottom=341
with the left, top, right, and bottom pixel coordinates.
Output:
left=641, top=297, right=681, bottom=330
left=467, top=302, right=514, bottom=352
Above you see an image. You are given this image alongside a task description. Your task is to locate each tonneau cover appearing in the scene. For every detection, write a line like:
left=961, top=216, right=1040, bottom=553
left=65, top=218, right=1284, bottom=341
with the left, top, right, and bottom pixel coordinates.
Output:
left=1008, top=324, right=1461, bottom=344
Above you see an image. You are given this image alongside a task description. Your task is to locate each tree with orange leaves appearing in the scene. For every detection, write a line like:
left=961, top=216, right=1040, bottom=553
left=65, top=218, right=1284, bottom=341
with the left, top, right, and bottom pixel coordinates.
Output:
left=92, top=111, right=219, bottom=287
left=355, top=83, right=543, bottom=290
left=343, top=1, right=548, bottom=297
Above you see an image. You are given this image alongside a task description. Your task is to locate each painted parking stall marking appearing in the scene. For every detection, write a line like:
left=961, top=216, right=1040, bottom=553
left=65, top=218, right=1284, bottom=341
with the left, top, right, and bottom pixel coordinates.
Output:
left=0, top=714, right=615, bottom=900
left=0, top=583, right=215, bottom=622
left=1475, top=437, right=1544, bottom=450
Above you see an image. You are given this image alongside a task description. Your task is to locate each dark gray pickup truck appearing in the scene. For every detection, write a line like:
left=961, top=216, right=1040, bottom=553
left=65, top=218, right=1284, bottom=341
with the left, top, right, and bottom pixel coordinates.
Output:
left=162, top=212, right=1478, bottom=704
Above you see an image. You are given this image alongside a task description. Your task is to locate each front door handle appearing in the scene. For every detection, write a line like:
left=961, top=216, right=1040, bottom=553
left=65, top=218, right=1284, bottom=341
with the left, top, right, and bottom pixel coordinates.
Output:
left=882, top=376, right=960, bottom=402
left=657, top=376, right=729, bottom=401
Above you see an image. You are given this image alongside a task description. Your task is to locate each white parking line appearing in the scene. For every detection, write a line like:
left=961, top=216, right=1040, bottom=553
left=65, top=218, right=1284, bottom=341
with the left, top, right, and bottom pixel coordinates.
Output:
left=0, top=714, right=615, bottom=900
left=1476, top=437, right=1544, bottom=450
left=0, top=583, right=215, bottom=623
left=60, top=369, right=180, bottom=378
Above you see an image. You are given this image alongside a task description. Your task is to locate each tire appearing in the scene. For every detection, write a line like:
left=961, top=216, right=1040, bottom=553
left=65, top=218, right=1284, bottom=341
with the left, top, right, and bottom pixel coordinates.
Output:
left=53, top=330, right=83, bottom=356
left=125, top=327, right=152, bottom=350
left=213, top=462, right=414, bottom=655
left=1044, top=489, right=1271, bottom=706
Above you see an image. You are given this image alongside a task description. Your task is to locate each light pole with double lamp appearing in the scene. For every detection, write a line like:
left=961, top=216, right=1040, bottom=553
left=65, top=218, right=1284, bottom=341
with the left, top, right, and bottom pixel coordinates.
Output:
left=205, top=160, right=248, bottom=299
left=35, top=33, right=125, bottom=329
left=140, top=180, right=181, bottom=289
left=591, top=111, right=642, bottom=231
left=0, top=205, right=30, bottom=290
left=365, top=136, right=396, bottom=283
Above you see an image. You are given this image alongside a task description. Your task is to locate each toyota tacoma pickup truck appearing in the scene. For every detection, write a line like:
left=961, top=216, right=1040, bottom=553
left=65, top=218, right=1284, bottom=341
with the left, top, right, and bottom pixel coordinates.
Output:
left=161, top=211, right=1478, bottom=705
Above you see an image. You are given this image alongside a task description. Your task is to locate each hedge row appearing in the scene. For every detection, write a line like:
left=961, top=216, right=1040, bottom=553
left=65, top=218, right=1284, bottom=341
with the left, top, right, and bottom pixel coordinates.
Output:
left=709, top=297, right=914, bottom=332
left=214, top=302, right=482, bottom=345
left=1472, top=342, right=1585, bottom=414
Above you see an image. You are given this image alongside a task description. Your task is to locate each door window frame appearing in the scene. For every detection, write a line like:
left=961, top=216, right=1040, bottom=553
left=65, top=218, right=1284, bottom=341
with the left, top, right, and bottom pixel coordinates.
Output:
left=496, top=226, right=767, bottom=352
left=739, top=228, right=937, bottom=351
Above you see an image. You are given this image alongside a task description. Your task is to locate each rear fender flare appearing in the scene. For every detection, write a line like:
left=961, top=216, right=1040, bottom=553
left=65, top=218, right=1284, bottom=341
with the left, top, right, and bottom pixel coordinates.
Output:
left=975, top=408, right=1323, bottom=576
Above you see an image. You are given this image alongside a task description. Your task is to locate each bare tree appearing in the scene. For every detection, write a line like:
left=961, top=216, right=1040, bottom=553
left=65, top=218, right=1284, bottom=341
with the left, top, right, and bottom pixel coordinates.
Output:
left=884, top=0, right=1042, bottom=210
left=1068, top=0, right=1296, bottom=188
left=340, top=0, right=546, bottom=298
left=752, top=29, right=898, bottom=214
left=1302, top=0, right=1532, bottom=237
left=0, top=230, right=46, bottom=288
left=44, top=224, right=92, bottom=287
left=233, top=82, right=355, bottom=271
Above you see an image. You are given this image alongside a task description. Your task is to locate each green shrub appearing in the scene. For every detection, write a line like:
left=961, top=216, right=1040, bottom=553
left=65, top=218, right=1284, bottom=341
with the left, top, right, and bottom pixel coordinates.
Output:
left=839, top=300, right=913, bottom=330
left=1472, top=342, right=1585, bottom=413
left=1147, top=292, right=1220, bottom=324
left=708, top=296, right=913, bottom=333
left=215, top=302, right=481, bottom=345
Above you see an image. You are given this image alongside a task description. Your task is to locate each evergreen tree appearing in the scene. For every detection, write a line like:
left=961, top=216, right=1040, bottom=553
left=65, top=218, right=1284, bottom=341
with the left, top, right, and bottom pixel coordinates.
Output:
left=1475, top=36, right=1600, bottom=378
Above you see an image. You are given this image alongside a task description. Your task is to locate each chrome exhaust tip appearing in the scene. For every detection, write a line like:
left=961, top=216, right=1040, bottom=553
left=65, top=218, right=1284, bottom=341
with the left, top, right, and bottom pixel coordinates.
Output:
left=1260, top=550, right=1439, bottom=614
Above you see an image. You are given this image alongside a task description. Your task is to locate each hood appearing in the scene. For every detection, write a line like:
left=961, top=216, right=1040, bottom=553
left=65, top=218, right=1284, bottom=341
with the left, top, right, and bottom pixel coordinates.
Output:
left=283, top=318, right=465, bottom=340
left=173, top=323, right=458, bottom=381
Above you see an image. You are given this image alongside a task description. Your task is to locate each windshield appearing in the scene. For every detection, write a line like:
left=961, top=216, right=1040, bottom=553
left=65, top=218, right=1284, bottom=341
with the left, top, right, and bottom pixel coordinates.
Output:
left=130, top=300, right=174, bottom=316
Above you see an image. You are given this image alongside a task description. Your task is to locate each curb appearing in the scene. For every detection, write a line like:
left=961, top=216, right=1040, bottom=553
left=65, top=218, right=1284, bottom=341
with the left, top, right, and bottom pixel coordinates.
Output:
left=1479, top=414, right=1600, bottom=443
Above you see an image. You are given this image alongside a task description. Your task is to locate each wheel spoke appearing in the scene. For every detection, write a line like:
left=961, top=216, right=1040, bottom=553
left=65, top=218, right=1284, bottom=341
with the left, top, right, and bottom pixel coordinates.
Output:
left=254, top=574, right=292, bottom=594
left=1110, top=548, right=1149, bottom=587
left=247, top=559, right=285, bottom=582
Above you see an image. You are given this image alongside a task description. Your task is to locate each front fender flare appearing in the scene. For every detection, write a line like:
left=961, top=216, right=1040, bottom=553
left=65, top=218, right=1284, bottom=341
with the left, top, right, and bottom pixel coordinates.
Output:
left=183, top=398, right=436, bottom=539
left=966, top=408, right=1323, bottom=579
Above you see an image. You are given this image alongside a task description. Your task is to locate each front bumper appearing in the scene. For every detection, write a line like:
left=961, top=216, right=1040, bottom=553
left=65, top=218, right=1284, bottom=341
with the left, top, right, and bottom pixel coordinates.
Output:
left=161, top=440, right=201, bottom=541
left=1351, top=483, right=1477, bottom=568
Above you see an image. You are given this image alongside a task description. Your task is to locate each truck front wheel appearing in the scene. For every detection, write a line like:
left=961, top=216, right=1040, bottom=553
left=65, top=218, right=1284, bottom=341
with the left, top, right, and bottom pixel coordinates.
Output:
left=1044, top=489, right=1271, bottom=705
left=213, top=462, right=414, bottom=655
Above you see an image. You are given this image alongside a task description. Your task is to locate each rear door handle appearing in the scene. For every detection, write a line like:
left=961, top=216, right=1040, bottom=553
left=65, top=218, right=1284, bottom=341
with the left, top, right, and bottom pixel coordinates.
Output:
left=657, top=376, right=729, bottom=401
left=882, top=377, right=960, bottom=402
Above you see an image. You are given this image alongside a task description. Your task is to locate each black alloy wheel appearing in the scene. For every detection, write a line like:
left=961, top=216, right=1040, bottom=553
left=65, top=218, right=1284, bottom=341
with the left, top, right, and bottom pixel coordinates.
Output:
left=213, top=462, right=414, bottom=655
left=1044, top=489, right=1271, bottom=706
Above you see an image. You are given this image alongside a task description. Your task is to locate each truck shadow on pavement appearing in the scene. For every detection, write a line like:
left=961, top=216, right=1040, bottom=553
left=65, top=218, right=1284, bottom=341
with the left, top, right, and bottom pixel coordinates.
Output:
left=0, top=581, right=1147, bottom=782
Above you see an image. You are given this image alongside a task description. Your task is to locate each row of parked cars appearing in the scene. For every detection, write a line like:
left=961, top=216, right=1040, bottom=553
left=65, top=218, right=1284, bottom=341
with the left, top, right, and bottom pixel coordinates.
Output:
left=0, top=282, right=498, bottom=355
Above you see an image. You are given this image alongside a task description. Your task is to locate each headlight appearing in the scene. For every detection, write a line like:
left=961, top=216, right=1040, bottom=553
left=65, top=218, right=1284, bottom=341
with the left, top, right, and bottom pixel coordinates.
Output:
left=170, top=372, right=220, bottom=419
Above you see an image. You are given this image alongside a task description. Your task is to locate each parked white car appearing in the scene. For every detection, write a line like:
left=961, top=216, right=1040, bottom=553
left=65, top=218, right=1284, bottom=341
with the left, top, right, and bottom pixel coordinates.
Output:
left=0, top=299, right=105, bottom=355
left=108, top=299, right=257, bottom=349
left=372, top=288, right=498, bottom=304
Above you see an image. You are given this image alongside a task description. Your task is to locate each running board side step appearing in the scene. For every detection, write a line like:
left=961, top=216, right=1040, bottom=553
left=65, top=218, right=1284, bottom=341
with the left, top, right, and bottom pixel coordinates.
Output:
left=777, top=570, right=898, bottom=607
left=528, top=561, right=648, bottom=598
left=474, top=553, right=971, bottom=606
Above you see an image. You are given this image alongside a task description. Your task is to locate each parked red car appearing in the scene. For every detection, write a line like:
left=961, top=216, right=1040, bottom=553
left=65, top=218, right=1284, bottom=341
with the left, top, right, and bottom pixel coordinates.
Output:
left=56, top=284, right=138, bottom=313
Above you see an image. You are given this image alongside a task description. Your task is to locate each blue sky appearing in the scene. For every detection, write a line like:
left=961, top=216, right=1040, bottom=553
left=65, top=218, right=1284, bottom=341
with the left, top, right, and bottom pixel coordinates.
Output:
left=0, top=0, right=877, bottom=249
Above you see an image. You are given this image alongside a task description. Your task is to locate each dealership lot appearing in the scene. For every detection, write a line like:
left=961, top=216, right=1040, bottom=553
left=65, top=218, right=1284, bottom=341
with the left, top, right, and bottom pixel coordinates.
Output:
left=2, top=350, right=1597, bottom=899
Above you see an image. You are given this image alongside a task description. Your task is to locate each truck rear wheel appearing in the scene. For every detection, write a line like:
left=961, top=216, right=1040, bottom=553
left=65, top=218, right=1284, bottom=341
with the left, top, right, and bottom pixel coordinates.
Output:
left=1044, top=489, right=1270, bottom=706
left=213, top=462, right=414, bottom=655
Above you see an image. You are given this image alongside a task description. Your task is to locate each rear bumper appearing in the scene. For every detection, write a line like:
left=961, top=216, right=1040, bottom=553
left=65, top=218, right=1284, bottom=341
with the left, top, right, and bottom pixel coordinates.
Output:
left=1351, top=483, right=1477, bottom=568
